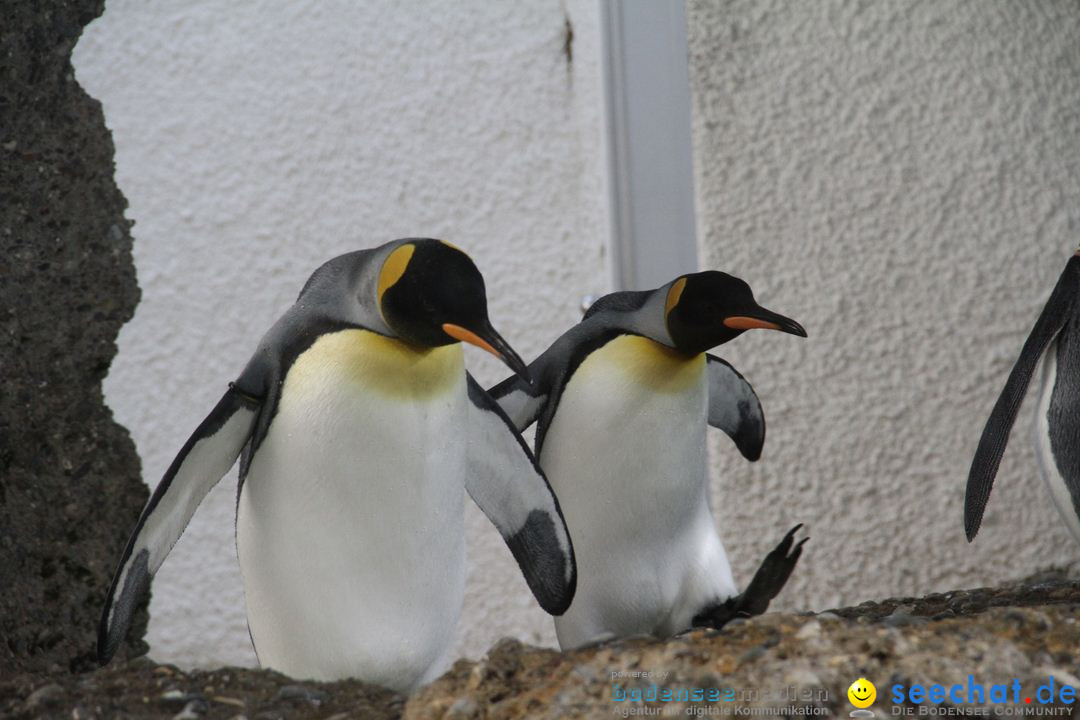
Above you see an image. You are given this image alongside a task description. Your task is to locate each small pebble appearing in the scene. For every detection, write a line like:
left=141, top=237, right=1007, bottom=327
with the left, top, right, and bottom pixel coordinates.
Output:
left=882, top=607, right=927, bottom=628
left=161, top=689, right=188, bottom=703
left=739, top=646, right=768, bottom=663
left=172, top=698, right=209, bottom=719
left=446, top=696, right=480, bottom=719
left=71, top=704, right=97, bottom=720
left=795, top=620, right=822, bottom=640
left=276, top=684, right=329, bottom=706
left=212, top=695, right=247, bottom=708
left=25, top=683, right=65, bottom=710
left=572, top=664, right=600, bottom=683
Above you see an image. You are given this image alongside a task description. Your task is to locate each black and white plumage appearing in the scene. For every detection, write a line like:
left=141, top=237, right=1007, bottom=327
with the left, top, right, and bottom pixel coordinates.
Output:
left=965, top=250, right=1080, bottom=544
left=98, top=239, right=576, bottom=693
left=490, top=271, right=808, bottom=650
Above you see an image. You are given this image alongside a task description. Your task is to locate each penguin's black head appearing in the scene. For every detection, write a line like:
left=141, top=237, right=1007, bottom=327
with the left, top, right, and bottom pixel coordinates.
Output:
left=377, top=239, right=531, bottom=381
left=664, top=270, right=807, bottom=355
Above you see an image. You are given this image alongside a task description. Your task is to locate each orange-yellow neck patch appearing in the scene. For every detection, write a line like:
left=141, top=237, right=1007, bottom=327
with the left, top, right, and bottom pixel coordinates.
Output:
left=580, top=334, right=704, bottom=394
left=285, top=329, right=463, bottom=400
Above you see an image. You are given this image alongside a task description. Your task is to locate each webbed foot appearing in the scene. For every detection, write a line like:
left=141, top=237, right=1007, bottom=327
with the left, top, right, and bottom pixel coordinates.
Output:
left=691, top=523, right=807, bottom=630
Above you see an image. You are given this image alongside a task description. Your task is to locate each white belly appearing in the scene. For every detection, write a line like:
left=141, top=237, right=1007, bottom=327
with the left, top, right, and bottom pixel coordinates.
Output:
left=1034, top=339, right=1080, bottom=545
left=540, top=335, right=735, bottom=649
left=236, top=330, right=467, bottom=693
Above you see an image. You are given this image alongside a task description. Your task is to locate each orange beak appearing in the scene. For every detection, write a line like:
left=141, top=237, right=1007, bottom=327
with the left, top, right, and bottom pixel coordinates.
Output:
left=443, top=323, right=499, bottom=357
left=723, top=316, right=782, bottom=331
left=442, top=322, right=532, bottom=382
left=722, top=310, right=806, bottom=337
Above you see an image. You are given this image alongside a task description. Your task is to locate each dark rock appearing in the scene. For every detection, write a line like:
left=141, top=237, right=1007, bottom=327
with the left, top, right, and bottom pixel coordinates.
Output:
left=0, top=0, right=146, bottom=677
left=828, top=578, right=1080, bottom=622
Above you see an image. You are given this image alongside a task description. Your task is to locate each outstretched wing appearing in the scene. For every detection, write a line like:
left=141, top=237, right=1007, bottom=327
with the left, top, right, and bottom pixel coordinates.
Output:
left=965, top=255, right=1080, bottom=541
left=464, top=374, right=576, bottom=615
left=707, top=355, right=765, bottom=462
left=98, top=385, right=259, bottom=663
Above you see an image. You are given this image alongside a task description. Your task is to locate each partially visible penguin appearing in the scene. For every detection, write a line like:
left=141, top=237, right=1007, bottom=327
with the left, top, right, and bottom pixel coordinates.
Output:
left=489, top=270, right=807, bottom=650
left=97, top=239, right=576, bottom=693
left=966, top=248, right=1080, bottom=545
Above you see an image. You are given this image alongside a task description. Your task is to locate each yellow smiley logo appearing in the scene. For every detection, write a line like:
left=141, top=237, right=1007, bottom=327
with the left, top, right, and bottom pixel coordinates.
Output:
left=848, top=678, right=876, bottom=708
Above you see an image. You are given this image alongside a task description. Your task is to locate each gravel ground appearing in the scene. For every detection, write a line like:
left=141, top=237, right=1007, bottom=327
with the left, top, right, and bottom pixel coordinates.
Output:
left=4, top=577, right=1079, bottom=720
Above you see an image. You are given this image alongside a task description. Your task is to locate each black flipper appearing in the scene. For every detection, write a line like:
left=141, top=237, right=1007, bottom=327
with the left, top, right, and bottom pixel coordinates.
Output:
left=965, top=254, right=1080, bottom=541
left=98, top=386, right=259, bottom=664
left=489, top=374, right=547, bottom=432
left=692, top=524, right=807, bottom=630
left=464, top=374, right=576, bottom=615
left=706, top=355, right=765, bottom=461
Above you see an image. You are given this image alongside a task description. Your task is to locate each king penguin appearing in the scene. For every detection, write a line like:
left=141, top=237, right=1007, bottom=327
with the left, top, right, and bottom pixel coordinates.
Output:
left=97, top=239, right=576, bottom=693
left=489, top=270, right=807, bottom=650
left=966, top=247, right=1080, bottom=545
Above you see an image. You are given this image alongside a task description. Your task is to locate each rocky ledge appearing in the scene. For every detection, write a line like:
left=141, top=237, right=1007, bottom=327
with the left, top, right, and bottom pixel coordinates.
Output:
left=4, top=578, right=1078, bottom=720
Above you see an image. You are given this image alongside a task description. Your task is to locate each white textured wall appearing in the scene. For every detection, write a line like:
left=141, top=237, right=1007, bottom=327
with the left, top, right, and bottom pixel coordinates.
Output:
left=688, top=0, right=1080, bottom=611
left=73, top=0, right=608, bottom=668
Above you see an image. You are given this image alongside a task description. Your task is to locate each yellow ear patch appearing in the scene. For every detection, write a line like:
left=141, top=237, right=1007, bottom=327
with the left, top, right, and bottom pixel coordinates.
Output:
left=377, top=244, right=415, bottom=302
left=665, top=277, right=687, bottom=318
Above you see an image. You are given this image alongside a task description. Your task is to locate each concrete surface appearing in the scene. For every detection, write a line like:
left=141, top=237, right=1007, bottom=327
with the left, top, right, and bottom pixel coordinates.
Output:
left=73, top=0, right=609, bottom=669
left=686, top=0, right=1080, bottom=612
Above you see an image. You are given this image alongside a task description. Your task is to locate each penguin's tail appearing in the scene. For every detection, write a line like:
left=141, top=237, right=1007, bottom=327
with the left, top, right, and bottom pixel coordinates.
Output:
left=691, top=523, right=807, bottom=630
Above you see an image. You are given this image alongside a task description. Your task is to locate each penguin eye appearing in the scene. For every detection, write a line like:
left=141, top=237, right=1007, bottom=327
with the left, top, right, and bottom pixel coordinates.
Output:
left=685, top=300, right=720, bottom=324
